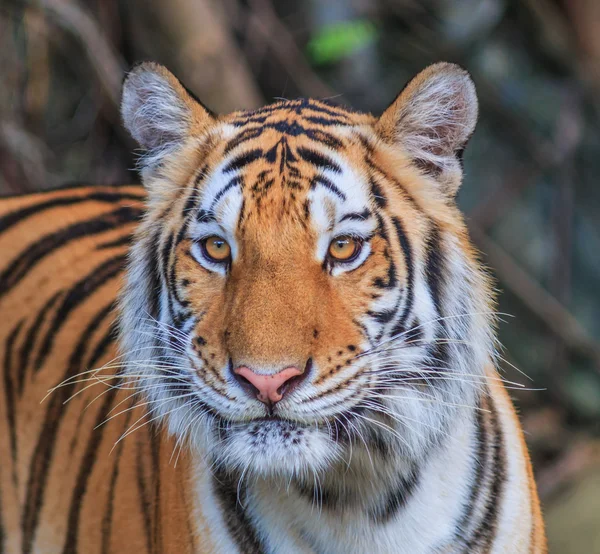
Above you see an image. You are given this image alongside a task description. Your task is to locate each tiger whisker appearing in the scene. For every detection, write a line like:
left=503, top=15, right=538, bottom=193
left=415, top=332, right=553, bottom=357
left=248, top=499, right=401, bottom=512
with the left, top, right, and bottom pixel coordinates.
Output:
left=98, top=391, right=198, bottom=430
left=363, top=392, right=490, bottom=413
left=364, top=366, right=526, bottom=388
left=111, top=401, right=190, bottom=453
left=353, top=311, right=509, bottom=360
left=352, top=413, right=413, bottom=451
left=357, top=399, right=444, bottom=438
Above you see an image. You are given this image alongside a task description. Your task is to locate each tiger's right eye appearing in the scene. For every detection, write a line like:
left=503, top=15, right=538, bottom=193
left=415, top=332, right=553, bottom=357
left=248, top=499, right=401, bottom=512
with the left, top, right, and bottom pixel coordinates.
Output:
left=202, top=236, right=231, bottom=263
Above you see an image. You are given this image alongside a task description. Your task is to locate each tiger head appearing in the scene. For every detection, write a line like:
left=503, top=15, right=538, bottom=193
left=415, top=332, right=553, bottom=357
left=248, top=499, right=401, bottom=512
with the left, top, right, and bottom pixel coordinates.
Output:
left=119, top=62, right=495, bottom=479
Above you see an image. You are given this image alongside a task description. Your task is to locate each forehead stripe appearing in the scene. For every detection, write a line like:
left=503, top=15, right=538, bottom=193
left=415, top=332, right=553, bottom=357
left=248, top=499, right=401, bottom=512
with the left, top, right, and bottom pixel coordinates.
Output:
left=223, top=149, right=263, bottom=173
left=340, top=209, right=372, bottom=222
left=303, top=115, right=348, bottom=127
left=310, top=175, right=346, bottom=201
left=196, top=209, right=216, bottom=223
left=296, top=147, right=341, bottom=173
left=223, top=128, right=263, bottom=155
left=210, top=176, right=242, bottom=210
left=224, top=123, right=344, bottom=153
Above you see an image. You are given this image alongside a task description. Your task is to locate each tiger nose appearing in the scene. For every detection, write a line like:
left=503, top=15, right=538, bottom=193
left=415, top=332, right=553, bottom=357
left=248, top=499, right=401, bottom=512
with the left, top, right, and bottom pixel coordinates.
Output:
left=233, top=366, right=303, bottom=405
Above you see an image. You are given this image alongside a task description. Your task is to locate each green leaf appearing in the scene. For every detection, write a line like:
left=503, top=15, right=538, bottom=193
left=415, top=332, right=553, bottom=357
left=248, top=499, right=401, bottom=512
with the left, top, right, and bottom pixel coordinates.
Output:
left=307, top=20, right=378, bottom=66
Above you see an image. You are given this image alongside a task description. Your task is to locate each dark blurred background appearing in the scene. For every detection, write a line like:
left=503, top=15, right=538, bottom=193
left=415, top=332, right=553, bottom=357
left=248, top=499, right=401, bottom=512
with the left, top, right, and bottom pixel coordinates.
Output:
left=1, top=0, right=599, bottom=550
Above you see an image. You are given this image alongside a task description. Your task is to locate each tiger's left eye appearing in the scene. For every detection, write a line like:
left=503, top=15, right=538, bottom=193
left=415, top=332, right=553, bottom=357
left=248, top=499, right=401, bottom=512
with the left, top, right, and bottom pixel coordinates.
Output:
left=202, top=236, right=231, bottom=263
left=328, top=236, right=360, bottom=262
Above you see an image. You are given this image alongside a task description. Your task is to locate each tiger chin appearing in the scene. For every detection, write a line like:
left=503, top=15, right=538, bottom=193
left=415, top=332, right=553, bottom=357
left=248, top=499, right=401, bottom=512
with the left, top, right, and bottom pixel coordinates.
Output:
left=0, top=61, right=546, bottom=553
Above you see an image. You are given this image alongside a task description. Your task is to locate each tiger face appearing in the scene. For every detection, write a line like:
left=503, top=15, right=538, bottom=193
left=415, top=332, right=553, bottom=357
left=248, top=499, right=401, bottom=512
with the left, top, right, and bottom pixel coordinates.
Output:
left=120, top=62, right=495, bottom=479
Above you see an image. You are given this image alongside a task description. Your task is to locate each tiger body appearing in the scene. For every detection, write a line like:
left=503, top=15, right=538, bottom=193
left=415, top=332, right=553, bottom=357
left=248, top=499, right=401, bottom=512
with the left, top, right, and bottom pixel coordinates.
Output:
left=0, top=62, right=546, bottom=553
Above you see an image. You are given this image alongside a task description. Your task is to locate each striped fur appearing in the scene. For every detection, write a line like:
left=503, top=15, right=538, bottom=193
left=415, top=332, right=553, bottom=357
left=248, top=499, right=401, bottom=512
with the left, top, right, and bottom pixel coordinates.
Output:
left=0, top=62, right=546, bottom=552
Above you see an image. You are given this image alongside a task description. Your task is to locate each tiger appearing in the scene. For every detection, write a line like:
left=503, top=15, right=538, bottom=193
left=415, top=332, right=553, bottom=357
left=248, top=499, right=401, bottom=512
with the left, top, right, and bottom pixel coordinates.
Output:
left=0, top=61, right=546, bottom=553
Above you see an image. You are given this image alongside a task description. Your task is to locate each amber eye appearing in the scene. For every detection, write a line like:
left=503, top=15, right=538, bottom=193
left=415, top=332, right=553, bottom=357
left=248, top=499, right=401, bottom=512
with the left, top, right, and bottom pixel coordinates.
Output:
left=202, top=236, right=231, bottom=263
left=328, top=236, right=360, bottom=262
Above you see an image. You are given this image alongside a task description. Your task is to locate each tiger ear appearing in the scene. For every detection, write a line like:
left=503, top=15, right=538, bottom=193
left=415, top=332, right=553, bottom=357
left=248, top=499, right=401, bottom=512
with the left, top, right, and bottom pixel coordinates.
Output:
left=376, top=62, right=478, bottom=196
left=121, top=62, right=214, bottom=173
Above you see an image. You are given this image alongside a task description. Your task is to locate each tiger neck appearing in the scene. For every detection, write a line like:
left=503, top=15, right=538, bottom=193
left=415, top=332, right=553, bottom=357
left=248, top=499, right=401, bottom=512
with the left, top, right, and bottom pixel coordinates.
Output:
left=187, top=403, right=485, bottom=554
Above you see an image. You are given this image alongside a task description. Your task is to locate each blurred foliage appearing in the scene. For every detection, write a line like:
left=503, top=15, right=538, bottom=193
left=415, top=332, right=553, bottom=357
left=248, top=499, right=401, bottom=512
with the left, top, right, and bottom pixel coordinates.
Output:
left=1, top=0, right=600, bottom=550
left=306, top=19, right=378, bottom=65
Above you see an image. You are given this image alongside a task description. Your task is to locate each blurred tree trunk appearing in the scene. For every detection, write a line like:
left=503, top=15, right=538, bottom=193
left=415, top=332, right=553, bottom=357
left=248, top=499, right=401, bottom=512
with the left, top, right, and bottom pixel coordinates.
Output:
left=123, top=0, right=263, bottom=112
left=561, top=0, right=600, bottom=91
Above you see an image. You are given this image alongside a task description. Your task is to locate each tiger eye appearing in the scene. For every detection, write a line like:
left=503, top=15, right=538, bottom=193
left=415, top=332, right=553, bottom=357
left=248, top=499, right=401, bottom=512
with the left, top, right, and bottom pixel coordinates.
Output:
left=328, top=236, right=359, bottom=261
left=203, top=236, right=231, bottom=262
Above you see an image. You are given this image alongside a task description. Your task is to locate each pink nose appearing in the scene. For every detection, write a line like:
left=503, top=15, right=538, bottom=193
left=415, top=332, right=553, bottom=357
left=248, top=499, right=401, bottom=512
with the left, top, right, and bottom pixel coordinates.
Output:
left=234, top=366, right=303, bottom=404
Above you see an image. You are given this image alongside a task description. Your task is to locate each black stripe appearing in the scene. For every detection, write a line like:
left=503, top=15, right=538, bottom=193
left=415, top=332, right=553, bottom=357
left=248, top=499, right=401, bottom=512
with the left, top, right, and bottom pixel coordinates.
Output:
left=427, top=329, right=451, bottom=372
left=340, top=209, right=371, bottom=222
left=192, top=164, right=209, bottom=191
left=303, top=115, right=348, bottom=127
left=223, top=149, right=263, bottom=173
left=87, top=312, right=119, bottom=369
left=224, top=128, right=264, bottom=155
left=310, top=176, right=346, bottom=201
left=136, top=437, right=154, bottom=554
left=294, top=481, right=345, bottom=511
left=61, top=324, right=120, bottom=554
left=364, top=156, right=427, bottom=218
left=225, top=122, right=343, bottom=152
left=464, top=394, right=506, bottom=550
left=161, top=232, right=177, bottom=326
left=368, top=309, right=397, bottom=325
left=21, top=301, right=116, bottom=554
left=403, top=319, right=423, bottom=343
left=212, top=468, right=266, bottom=554
left=230, top=114, right=271, bottom=127
left=150, top=432, right=163, bottom=554
left=227, top=97, right=354, bottom=124
left=179, top=170, right=205, bottom=242
left=390, top=217, right=414, bottom=335
left=0, top=206, right=141, bottom=299
left=17, top=292, right=62, bottom=395
left=210, top=176, right=242, bottom=210
left=306, top=99, right=354, bottom=119
left=297, top=147, right=341, bottom=173
left=305, top=129, right=344, bottom=150
left=264, top=142, right=278, bottom=165
left=371, top=214, right=397, bottom=290
left=369, top=178, right=388, bottom=209
left=3, top=320, right=24, bottom=473
left=33, top=255, right=125, bottom=372
left=373, top=225, right=397, bottom=291
left=369, top=467, right=420, bottom=524
left=196, top=209, right=216, bottom=223
left=96, top=235, right=132, bottom=250
left=0, top=191, right=144, bottom=235
left=455, top=401, right=487, bottom=539
left=101, top=410, right=133, bottom=554
left=229, top=102, right=290, bottom=120
left=373, top=258, right=397, bottom=290
left=425, top=224, right=445, bottom=315
left=145, top=232, right=163, bottom=321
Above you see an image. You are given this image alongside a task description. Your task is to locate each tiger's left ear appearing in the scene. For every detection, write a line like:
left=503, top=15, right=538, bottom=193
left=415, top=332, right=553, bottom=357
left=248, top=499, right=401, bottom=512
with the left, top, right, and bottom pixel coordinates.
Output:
left=376, top=62, right=478, bottom=196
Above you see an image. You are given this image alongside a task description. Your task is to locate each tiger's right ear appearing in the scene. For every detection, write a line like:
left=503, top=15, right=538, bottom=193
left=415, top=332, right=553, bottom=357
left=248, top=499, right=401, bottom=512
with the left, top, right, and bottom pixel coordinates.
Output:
left=121, top=62, right=214, bottom=171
